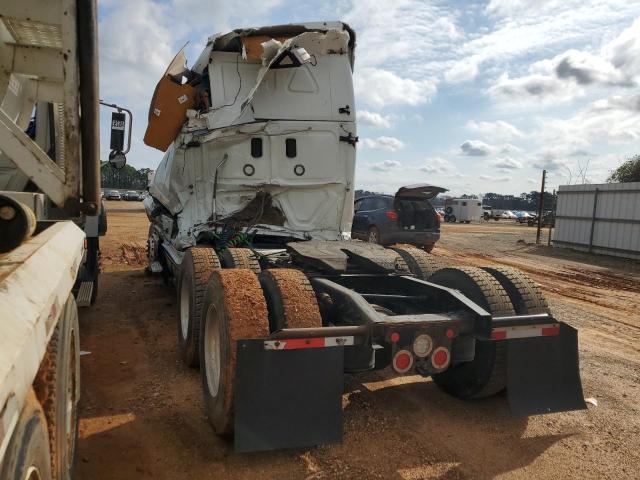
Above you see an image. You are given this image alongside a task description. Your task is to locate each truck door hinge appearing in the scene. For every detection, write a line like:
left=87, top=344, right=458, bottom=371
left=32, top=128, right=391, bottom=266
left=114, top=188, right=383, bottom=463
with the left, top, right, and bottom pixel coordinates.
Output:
left=338, top=105, right=351, bottom=115
left=339, top=133, right=358, bottom=146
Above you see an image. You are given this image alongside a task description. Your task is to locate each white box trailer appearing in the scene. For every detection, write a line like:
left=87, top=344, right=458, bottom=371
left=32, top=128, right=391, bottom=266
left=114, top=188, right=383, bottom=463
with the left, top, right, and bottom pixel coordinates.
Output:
left=443, top=198, right=483, bottom=223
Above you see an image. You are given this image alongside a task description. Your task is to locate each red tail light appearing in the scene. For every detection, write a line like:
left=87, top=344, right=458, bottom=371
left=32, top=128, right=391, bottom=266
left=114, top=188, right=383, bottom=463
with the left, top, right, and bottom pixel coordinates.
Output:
left=385, top=211, right=398, bottom=221
left=392, top=349, right=414, bottom=374
left=431, top=347, right=451, bottom=370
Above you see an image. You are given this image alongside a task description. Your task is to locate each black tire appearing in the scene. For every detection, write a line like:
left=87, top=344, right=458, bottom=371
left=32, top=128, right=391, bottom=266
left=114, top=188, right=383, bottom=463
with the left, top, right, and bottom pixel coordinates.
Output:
left=389, top=244, right=443, bottom=280
left=259, top=269, right=322, bottom=332
left=1, top=389, right=53, bottom=480
left=428, top=267, right=514, bottom=399
left=367, top=226, right=380, bottom=244
left=423, top=243, right=435, bottom=253
left=200, top=269, right=270, bottom=434
left=33, top=294, right=80, bottom=480
left=178, top=247, right=221, bottom=368
left=444, top=214, right=450, bottom=222
left=450, top=215, right=456, bottom=223
left=482, top=266, right=549, bottom=315
left=219, top=248, right=261, bottom=273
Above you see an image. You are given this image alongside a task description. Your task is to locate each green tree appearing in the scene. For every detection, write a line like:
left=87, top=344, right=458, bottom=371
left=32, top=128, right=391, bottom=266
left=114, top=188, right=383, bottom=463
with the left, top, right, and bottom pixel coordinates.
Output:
left=101, top=163, right=149, bottom=189
left=607, top=154, right=640, bottom=183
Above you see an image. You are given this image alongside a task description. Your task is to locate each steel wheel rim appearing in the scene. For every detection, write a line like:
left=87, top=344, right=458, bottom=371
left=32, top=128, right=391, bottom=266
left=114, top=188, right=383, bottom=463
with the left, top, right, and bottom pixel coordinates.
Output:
left=180, top=279, right=190, bottom=339
left=204, top=305, right=221, bottom=397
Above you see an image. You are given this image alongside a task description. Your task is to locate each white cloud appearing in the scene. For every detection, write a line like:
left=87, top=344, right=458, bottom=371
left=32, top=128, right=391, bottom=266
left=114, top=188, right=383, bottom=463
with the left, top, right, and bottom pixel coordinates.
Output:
left=490, top=157, right=522, bottom=169
left=369, top=160, right=401, bottom=172
left=488, top=17, right=640, bottom=103
left=460, top=140, right=496, bottom=156
left=445, top=58, right=480, bottom=83
left=358, top=110, right=393, bottom=128
left=602, top=17, right=640, bottom=80
left=419, top=157, right=458, bottom=175
left=354, top=68, right=437, bottom=108
left=466, top=120, right=525, bottom=141
left=488, top=72, right=582, bottom=103
left=361, top=136, right=406, bottom=152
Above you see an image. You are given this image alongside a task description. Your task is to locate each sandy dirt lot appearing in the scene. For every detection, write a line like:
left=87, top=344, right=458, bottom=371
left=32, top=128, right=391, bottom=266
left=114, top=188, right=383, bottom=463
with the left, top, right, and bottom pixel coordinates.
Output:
left=76, top=201, right=640, bottom=479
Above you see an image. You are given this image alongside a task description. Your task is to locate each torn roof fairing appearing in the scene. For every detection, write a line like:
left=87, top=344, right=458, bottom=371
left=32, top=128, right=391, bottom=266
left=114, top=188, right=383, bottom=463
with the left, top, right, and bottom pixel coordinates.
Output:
left=210, top=22, right=355, bottom=68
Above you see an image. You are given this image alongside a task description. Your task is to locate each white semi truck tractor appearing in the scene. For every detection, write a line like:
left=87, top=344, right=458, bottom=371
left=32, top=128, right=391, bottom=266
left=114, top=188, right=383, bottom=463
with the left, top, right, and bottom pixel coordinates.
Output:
left=0, top=1, right=130, bottom=478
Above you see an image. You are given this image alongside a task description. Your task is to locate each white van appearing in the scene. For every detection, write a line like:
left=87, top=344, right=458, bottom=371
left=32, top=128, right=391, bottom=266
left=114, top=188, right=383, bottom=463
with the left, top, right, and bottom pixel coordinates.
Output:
left=443, top=198, right=483, bottom=223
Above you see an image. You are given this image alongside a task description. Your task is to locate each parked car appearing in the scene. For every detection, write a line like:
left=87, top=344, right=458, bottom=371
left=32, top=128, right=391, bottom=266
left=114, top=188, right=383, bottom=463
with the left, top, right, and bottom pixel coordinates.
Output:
left=501, top=210, right=517, bottom=219
left=123, top=190, right=142, bottom=201
left=351, top=184, right=447, bottom=252
left=514, top=211, right=533, bottom=223
left=105, top=190, right=121, bottom=200
left=528, top=211, right=556, bottom=227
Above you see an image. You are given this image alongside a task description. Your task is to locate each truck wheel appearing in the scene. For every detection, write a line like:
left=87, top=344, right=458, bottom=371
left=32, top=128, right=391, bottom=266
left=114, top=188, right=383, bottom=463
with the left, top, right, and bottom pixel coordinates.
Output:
left=444, top=214, right=450, bottom=222
left=482, top=267, right=549, bottom=315
left=178, top=247, right=221, bottom=368
left=219, top=248, right=261, bottom=273
left=428, top=267, right=514, bottom=399
left=0, top=389, right=52, bottom=480
left=200, top=270, right=270, bottom=434
left=390, top=244, right=443, bottom=280
left=259, top=269, right=322, bottom=332
left=32, top=294, right=80, bottom=480
left=367, top=226, right=379, bottom=244
left=450, top=215, right=456, bottom=223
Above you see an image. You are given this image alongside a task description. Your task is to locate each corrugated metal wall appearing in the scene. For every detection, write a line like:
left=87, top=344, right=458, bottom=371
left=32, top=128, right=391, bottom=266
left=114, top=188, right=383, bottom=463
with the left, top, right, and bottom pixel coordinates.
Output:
left=553, top=182, right=640, bottom=259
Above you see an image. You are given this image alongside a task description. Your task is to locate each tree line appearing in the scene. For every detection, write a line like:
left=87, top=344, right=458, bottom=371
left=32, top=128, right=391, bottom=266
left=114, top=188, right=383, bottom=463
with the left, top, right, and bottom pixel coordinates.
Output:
left=101, top=163, right=152, bottom=190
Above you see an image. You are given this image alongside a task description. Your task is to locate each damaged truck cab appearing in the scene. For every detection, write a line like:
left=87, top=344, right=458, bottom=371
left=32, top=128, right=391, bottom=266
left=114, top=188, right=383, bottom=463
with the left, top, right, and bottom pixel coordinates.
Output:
left=146, top=22, right=357, bottom=272
left=144, top=22, right=585, bottom=453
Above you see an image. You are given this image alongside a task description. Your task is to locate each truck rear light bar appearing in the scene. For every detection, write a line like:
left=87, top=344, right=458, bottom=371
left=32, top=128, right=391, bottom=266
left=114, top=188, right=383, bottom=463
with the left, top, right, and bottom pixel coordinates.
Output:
left=264, top=336, right=354, bottom=350
left=491, top=324, right=560, bottom=340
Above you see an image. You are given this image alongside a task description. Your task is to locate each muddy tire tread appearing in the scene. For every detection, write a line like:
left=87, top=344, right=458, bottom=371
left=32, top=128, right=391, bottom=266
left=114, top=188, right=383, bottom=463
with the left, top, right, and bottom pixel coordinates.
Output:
left=390, top=244, right=444, bottom=279
left=259, top=269, right=322, bottom=330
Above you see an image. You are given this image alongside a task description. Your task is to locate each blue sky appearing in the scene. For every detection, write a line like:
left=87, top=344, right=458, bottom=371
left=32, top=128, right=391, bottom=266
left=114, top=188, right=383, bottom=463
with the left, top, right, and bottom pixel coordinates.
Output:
left=97, top=0, right=640, bottom=195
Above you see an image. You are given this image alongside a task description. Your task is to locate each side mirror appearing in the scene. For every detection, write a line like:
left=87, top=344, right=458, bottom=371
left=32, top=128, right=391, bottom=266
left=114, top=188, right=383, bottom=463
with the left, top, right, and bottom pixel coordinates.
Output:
left=110, top=112, right=126, bottom=152
left=108, top=150, right=127, bottom=169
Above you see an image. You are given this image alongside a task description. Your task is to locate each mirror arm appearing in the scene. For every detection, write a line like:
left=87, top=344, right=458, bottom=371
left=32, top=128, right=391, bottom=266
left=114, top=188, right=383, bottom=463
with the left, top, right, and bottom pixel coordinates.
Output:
left=99, top=100, right=133, bottom=154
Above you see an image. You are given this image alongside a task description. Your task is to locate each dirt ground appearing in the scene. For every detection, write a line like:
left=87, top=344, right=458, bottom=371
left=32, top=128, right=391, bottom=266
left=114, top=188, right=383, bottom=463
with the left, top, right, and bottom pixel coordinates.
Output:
left=76, top=201, right=640, bottom=479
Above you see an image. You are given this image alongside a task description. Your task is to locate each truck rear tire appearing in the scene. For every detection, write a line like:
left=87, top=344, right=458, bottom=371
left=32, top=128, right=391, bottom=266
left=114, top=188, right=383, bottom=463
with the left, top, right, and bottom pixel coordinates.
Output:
left=178, top=247, right=221, bottom=368
left=482, top=267, right=549, bottom=315
left=33, top=294, right=80, bottom=480
left=200, top=269, right=270, bottom=434
left=219, top=248, right=261, bottom=273
left=0, top=389, right=52, bottom=480
left=390, top=245, right=443, bottom=280
left=259, top=269, right=322, bottom=332
left=428, top=267, right=514, bottom=399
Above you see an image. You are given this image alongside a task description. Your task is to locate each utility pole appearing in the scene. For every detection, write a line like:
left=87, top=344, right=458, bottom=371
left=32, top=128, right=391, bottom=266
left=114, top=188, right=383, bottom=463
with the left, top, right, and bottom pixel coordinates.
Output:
left=547, top=188, right=555, bottom=246
left=536, top=169, right=546, bottom=245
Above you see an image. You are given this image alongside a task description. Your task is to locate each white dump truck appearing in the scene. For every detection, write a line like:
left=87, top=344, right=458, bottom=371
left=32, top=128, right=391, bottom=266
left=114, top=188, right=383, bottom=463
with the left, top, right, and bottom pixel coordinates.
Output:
left=0, top=1, right=129, bottom=477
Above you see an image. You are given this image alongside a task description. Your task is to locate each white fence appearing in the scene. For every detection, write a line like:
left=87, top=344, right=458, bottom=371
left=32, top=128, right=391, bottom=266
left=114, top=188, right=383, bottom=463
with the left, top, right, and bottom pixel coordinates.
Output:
left=553, top=182, right=640, bottom=260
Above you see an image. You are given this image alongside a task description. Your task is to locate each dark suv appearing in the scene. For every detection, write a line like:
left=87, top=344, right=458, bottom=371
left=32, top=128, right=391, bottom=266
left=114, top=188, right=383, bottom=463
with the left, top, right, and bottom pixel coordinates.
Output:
left=351, top=184, right=447, bottom=251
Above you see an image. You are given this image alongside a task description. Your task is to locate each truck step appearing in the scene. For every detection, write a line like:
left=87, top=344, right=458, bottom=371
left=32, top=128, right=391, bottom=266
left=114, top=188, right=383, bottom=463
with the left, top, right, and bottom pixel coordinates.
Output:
left=76, top=281, right=94, bottom=307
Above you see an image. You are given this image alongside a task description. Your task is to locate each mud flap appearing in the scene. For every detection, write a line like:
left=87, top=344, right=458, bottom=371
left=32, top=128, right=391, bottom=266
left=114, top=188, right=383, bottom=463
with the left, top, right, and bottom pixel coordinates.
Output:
left=507, top=323, right=586, bottom=415
left=234, top=339, right=344, bottom=452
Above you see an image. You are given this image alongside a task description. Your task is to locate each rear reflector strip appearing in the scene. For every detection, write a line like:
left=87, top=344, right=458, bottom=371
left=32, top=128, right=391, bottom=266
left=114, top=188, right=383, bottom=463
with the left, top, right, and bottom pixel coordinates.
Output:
left=264, top=336, right=355, bottom=350
left=491, top=323, right=560, bottom=340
